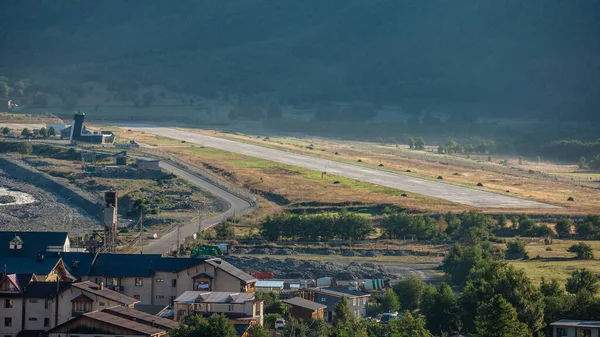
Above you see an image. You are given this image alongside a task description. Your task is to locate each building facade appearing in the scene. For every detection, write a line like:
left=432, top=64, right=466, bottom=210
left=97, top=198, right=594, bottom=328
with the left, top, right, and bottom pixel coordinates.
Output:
left=61, top=253, right=257, bottom=307
left=173, top=291, right=263, bottom=325
left=302, top=287, right=370, bottom=322
left=551, top=320, right=600, bottom=337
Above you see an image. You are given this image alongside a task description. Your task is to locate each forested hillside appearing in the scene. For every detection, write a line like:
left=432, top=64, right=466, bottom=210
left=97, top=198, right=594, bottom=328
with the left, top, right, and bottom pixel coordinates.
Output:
left=1, top=0, right=599, bottom=121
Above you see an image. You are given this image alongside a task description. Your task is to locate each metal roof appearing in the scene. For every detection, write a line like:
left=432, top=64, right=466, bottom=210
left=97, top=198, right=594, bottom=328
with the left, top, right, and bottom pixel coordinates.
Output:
left=72, top=281, right=139, bottom=306
left=0, top=231, right=68, bottom=258
left=103, top=305, right=179, bottom=329
left=256, top=280, right=285, bottom=288
left=206, top=258, right=257, bottom=284
left=307, top=287, right=371, bottom=298
left=174, top=291, right=255, bottom=304
left=551, top=320, right=600, bottom=328
left=284, top=297, right=327, bottom=311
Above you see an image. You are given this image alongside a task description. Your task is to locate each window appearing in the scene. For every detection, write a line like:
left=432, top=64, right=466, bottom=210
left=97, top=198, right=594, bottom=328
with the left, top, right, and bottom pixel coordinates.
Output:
left=44, top=318, right=50, bottom=327
left=29, top=299, right=38, bottom=303
left=4, top=317, right=12, bottom=327
left=321, top=298, right=326, bottom=302
left=556, top=328, right=567, bottom=337
left=99, top=301, right=105, bottom=306
left=156, top=278, right=164, bottom=283
left=228, top=305, right=234, bottom=311
left=580, top=329, right=592, bottom=337
left=28, top=317, right=38, bottom=321
left=135, top=278, right=143, bottom=286
left=95, top=278, right=103, bottom=285
left=134, top=295, right=141, bottom=300
left=4, top=299, right=12, bottom=308
left=352, top=298, right=356, bottom=306
left=45, top=300, right=49, bottom=309
left=172, top=279, right=177, bottom=287
left=75, top=302, right=91, bottom=312
left=156, top=295, right=165, bottom=299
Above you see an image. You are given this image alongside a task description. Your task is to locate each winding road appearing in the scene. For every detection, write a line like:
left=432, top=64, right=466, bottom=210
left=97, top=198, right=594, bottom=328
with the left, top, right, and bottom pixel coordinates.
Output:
left=140, top=161, right=252, bottom=254
left=131, top=126, right=557, bottom=209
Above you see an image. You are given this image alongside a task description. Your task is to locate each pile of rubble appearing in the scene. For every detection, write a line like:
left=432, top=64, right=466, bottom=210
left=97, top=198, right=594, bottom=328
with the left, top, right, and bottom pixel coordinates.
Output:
left=222, top=256, right=395, bottom=280
left=231, top=246, right=444, bottom=257
left=0, top=172, right=99, bottom=234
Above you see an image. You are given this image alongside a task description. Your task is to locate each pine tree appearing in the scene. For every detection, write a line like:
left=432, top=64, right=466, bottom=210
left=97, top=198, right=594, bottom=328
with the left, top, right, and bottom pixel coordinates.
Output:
left=474, top=295, right=531, bottom=337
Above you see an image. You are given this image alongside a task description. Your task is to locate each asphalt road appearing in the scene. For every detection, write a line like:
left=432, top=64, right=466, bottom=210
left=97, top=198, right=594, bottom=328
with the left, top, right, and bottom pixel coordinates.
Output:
left=140, top=161, right=252, bottom=254
left=131, top=126, right=557, bottom=209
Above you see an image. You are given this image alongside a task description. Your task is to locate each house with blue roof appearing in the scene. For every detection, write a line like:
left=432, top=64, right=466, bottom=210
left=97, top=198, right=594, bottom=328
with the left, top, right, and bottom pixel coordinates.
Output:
left=0, top=231, right=70, bottom=259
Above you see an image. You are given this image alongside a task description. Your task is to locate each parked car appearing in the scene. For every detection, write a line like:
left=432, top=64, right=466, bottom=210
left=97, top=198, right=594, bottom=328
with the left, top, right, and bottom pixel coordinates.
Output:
left=380, top=312, right=399, bottom=324
left=275, top=318, right=286, bottom=330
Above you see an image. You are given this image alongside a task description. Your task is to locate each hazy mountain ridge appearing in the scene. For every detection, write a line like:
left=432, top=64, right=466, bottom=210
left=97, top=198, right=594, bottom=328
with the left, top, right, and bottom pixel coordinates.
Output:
left=1, top=0, right=599, bottom=121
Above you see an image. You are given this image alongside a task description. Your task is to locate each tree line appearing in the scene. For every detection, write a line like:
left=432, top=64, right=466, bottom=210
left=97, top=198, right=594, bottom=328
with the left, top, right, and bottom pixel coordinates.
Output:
left=437, top=240, right=600, bottom=336
left=259, top=210, right=600, bottom=243
left=260, top=210, right=374, bottom=242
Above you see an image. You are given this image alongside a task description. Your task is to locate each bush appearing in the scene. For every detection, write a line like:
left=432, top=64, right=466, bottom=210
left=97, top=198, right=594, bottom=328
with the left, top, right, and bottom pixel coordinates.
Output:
left=567, top=242, right=594, bottom=260
left=505, top=239, right=529, bottom=260
left=263, top=313, right=282, bottom=329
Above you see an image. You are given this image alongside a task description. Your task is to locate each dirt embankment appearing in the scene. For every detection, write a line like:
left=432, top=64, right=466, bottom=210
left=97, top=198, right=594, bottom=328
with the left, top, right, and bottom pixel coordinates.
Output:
left=223, top=256, right=395, bottom=280
left=0, top=157, right=103, bottom=217
left=231, top=246, right=445, bottom=258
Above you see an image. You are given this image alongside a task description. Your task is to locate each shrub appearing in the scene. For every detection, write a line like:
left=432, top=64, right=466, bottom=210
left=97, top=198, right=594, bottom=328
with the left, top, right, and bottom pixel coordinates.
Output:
left=567, top=242, right=594, bottom=260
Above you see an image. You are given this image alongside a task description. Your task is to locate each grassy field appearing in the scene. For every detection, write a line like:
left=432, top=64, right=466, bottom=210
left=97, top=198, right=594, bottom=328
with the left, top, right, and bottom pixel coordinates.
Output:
left=508, top=239, right=600, bottom=284
left=174, top=128, right=600, bottom=215
left=175, top=144, right=463, bottom=213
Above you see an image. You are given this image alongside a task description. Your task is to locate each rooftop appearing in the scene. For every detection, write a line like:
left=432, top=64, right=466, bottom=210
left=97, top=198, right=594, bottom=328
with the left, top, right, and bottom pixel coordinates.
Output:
left=205, top=258, right=257, bottom=284
left=24, top=282, right=72, bottom=299
left=308, top=287, right=371, bottom=298
left=551, top=320, right=600, bottom=328
left=72, top=281, right=139, bottom=306
left=174, top=291, right=256, bottom=304
left=134, top=303, right=172, bottom=317
left=284, top=297, right=327, bottom=311
left=84, top=311, right=166, bottom=335
left=103, top=305, right=179, bottom=330
left=61, top=252, right=209, bottom=278
left=256, top=280, right=285, bottom=288
left=0, top=256, right=63, bottom=276
left=0, top=231, right=68, bottom=258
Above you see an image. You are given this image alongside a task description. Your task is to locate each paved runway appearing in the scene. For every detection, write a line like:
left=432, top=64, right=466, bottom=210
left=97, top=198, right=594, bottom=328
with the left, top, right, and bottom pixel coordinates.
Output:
left=131, top=126, right=557, bottom=209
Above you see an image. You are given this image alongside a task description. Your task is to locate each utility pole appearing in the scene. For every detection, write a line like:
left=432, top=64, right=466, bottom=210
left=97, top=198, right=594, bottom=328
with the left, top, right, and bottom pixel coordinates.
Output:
left=139, top=210, right=144, bottom=254
left=232, top=209, right=236, bottom=238
left=177, top=225, right=181, bottom=256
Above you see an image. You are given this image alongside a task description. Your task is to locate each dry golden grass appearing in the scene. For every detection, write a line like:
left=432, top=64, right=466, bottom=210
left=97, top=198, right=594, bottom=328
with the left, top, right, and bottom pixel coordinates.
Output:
left=175, top=128, right=600, bottom=215
left=506, top=239, right=600, bottom=284
left=155, top=145, right=470, bottom=216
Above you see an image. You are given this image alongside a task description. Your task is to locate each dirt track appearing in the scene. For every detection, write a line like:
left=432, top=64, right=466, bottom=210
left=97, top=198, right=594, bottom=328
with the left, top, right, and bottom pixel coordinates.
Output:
left=130, top=126, right=557, bottom=209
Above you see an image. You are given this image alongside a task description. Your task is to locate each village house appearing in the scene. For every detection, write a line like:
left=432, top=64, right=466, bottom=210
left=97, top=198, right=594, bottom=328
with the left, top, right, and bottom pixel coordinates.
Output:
left=284, top=296, right=327, bottom=322
left=0, top=274, right=139, bottom=337
left=61, top=252, right=257, bottom=306
left=173, top=290, right=264, bottom=326
left=301, top=287, right=370, bottom=322
left=551, top=320, right=600, bottom=337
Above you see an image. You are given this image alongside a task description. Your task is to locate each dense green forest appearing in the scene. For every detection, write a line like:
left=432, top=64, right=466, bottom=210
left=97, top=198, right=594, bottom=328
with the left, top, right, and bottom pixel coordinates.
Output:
left=1, top=0, right=599, bottom=123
